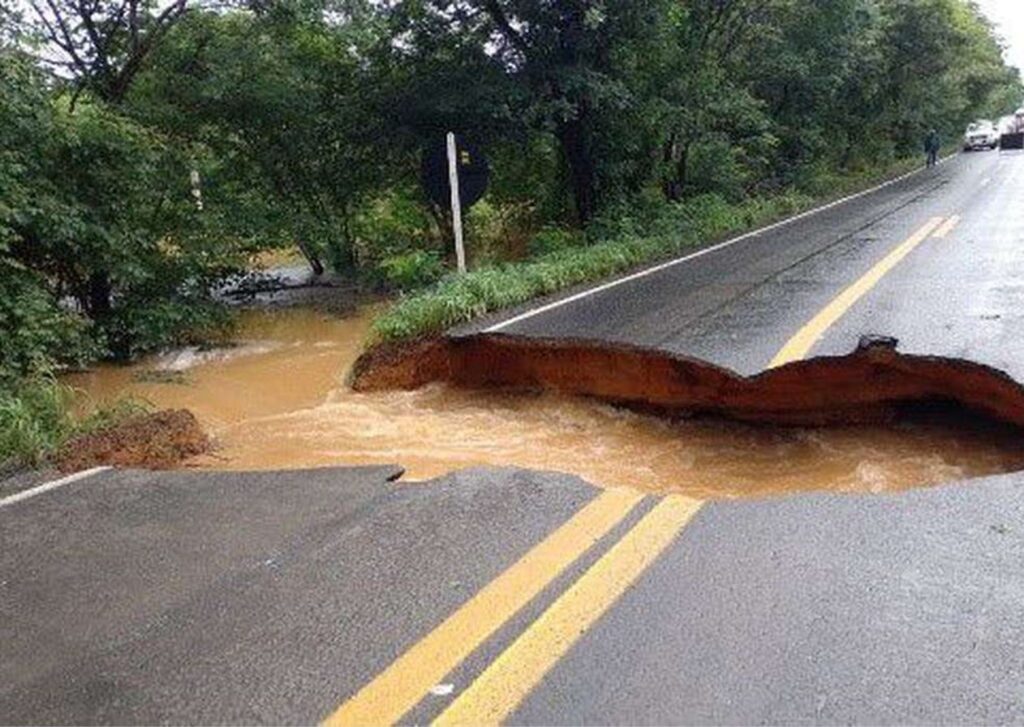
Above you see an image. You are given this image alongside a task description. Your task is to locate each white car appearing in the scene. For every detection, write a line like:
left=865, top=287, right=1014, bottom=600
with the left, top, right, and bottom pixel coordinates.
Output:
left=963, top=120, right=999, bottom=151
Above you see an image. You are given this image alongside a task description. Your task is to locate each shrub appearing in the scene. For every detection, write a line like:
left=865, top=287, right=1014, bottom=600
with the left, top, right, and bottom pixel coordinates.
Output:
left=687, top=139, right=749, bottom=202
left=0, top=264, right=98, bottom=388
left=466, top=199, right=536, bottom=264
left=0, top=376, right=77, bottom=469
left=0, top=376, right=148, bottom=471
left=528, top=226, right=585, bottom=257
left=100, top=296, right=235, bottom=361
left=376, top=250, right=445, bottom=292
left=352, top=190, right=437, bottom=264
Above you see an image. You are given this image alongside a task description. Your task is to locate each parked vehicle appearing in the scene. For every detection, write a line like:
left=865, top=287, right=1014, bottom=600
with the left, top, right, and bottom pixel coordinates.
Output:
left=963, top=120, right=1000, bottom=151
left=1000, top=109, right=1024, bottom=151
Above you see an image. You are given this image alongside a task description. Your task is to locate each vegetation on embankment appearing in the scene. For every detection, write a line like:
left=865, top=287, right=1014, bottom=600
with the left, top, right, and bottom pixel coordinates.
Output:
left=370, top=192, right=808, bottom=342
left=0, top=377, right=147, bottom=472
left=369, top=155, right=930, bottom=343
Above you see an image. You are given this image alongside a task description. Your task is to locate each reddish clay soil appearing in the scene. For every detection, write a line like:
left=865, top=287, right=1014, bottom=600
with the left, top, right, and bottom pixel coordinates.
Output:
left=57, top=409, right=210, bottom=473
left=350, top=334, right=1024, bottom=429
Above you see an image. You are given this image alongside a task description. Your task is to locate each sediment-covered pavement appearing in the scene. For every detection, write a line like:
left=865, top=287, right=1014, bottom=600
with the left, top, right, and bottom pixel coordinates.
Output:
left=5, top=150, right=1024, bottom=724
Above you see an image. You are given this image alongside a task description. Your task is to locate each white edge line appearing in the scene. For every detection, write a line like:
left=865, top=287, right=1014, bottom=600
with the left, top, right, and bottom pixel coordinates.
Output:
left=0, top=466, right=111, bottom=509
left=485, top=153, right=956, bottom=333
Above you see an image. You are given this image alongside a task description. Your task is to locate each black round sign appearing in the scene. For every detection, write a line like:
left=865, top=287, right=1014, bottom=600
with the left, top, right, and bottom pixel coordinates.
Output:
left=421, top=135, right=490, bottom=209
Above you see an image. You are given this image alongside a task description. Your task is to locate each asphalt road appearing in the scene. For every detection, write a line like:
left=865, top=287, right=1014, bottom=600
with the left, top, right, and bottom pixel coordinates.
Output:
left=5, top=150, right=1024, bottom=725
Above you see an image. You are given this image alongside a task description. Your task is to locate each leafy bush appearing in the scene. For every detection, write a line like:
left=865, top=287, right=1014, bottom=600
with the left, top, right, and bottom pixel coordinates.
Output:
left=100, top=296, right=235, bottom=361
left=352, top=190, right=437, bottom=264
left=0, top=374, right=148, bottom=470
left=0, top=376, right=78, bottom=469
left=528, top=226, right=585, bottom=257
left=0, top=264, right=99, bottom=388
left=465, top=199, right=536, bottom=264
left=687, top=140, right=750, bottom=202
left=376, top=250, right=445, bottom=292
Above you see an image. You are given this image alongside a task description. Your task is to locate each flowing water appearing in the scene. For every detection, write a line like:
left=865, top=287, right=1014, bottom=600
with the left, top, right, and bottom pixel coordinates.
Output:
left=66, top=307, right=1024, bottom=499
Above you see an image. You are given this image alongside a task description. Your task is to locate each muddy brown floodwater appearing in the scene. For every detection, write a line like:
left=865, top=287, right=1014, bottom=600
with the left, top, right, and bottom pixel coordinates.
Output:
left=66, top=307, right=1024, bottom=499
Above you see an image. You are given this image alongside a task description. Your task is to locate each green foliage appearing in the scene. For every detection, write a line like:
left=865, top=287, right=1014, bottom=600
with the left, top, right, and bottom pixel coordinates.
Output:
left=129, top=6, right=398, bottom=273
left=0, top=376, right=147, bottom=469
left=686, top=140, right=752, bottom=202
left=102, top=297, right=235, bottom=361
left=351, top=190, right=438, bottom=264
left=460, top=200, right=533, bottom=264
left=528, top=227, right=586, bottom=257
left=0, top=264, right=98, bottom=388
left=376, top=250, right=445, bottom=292
left=371, top=188, right=813, bottom=342
left=0, top=376, right=77, bottom=468
left=2, top=45, right=246, bottom=364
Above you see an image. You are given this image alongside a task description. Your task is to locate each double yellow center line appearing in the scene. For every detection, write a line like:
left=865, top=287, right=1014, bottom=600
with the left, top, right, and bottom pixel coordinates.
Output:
left=323, top=488, right=647, bottom=726
left=435, top=496, right=701, bottom=725
left=326, top=213, right=955, bottom=726
left=326, top=490, right=700, bottom=727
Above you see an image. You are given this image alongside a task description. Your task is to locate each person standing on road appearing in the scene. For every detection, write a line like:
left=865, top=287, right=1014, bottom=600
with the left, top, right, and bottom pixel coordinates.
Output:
left=925, top=128, right=941, bottom=167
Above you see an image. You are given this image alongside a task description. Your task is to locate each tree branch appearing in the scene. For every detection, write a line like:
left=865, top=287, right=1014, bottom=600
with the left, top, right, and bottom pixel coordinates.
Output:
left=481, top=0, right=530, bottom=58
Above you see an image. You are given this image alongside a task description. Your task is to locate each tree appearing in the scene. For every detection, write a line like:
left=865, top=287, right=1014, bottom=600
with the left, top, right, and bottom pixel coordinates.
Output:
left=1, top=44, right=242, bottom=360
left=24, top=0, right=192, bottom=104
left=654, top=0, right=790, bottom=200
left=16, top=0, right=203, bottom=321
left=385, top=0, right=671, bottom=223
left=0, top=47, right=96, bottom=381
left=481, top=0, right=673, bottom=221
left=129, top=1, right=396, bottom=273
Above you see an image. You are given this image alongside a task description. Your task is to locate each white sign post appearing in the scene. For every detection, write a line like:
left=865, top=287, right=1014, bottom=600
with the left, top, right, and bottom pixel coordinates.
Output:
left=189, top=169, right=203, bottom=211
left=446, top=131, right=467, bottom=274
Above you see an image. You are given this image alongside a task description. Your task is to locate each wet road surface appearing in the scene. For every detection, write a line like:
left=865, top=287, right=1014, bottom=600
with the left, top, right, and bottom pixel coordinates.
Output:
left=5, top=150, right=1024, bottom=724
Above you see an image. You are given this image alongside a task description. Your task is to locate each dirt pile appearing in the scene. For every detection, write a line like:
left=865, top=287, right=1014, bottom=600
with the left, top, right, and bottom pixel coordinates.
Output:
left=58, top=409, right=210, bottom=472
left=351, top=334, right=1024, bottom=429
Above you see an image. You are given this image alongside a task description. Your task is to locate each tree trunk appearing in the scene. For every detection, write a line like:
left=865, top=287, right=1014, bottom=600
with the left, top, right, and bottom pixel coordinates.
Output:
left=662, top=134, right=683, bottom=201
left=674, top=141, right=692, bottom=200
left=86, top=271, right=113, bottom=319
left=557, top=115, right=597, bottom=225
left=427, top=202, right=456, bottom=265
left=296, top=240, right=325, bottom=276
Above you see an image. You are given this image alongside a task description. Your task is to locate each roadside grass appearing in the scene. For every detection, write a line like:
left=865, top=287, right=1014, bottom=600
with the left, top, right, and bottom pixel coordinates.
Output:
left=0, top=375, right=147, bottom=472
left=370, top=155, right=941, bottom=345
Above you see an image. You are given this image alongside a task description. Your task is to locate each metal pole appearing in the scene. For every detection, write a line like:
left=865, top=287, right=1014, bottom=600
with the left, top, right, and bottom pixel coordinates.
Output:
left=189, top=169, right=203, bottom=211
left=446, top=132, right=466, bottom=274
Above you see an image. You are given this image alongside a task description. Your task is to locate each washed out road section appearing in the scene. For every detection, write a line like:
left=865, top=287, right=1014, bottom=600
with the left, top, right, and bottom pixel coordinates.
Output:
left=454, top=152, right=1024, bottom=725
left=421, top=151, right=1024, bottom=725
left=67, top=305, right=1024, bottom=499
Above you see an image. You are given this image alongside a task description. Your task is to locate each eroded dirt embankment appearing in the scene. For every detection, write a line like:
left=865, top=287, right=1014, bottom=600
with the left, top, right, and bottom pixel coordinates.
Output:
left=57, top=409, right=210, bottom=473
left=351, top=334, right=1024, bottom=429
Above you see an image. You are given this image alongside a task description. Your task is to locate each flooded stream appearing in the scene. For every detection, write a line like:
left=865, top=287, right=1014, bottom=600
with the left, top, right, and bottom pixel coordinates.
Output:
left=66, top=307, right=1024, bottom=499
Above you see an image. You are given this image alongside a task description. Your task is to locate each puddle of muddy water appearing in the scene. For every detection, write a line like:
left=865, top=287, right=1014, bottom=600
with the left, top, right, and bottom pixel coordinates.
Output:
left=65, top=307, right=1024, bottom=499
